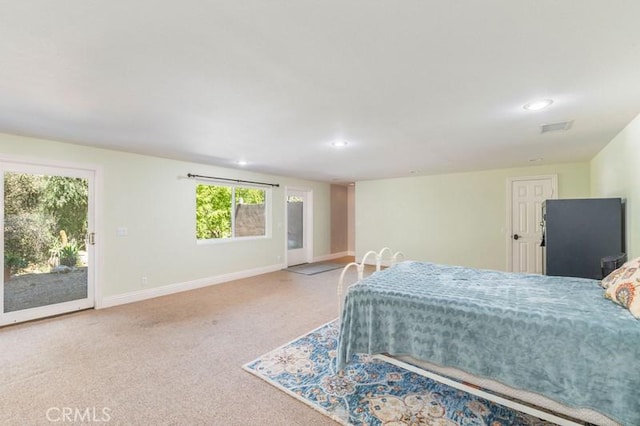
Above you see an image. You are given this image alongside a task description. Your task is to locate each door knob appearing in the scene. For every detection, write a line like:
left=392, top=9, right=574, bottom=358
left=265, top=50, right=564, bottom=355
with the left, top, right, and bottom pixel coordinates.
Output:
left=513, top=234, right=520, bottom=240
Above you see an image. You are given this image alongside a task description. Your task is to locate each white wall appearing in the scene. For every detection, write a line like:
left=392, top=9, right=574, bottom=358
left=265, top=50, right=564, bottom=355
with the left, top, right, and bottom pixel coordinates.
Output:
left=591, top=112, right=640, bottom=259
left=356, top=162, right=590, bottom=271
left=0, top=133, right=332, bottom=302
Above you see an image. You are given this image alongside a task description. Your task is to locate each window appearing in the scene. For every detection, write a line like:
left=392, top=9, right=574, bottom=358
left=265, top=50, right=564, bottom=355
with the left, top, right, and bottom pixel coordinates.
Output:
left=195, top=183, right=269, bottom=241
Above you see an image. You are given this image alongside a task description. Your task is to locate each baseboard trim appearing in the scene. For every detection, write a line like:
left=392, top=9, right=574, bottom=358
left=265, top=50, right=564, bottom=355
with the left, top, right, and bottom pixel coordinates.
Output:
left=97, top=263, right=285, bottom=309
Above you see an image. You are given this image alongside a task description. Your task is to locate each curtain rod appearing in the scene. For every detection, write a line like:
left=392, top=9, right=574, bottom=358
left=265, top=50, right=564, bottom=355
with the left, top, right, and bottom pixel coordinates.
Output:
left=187, top=173, right=280, bottom=188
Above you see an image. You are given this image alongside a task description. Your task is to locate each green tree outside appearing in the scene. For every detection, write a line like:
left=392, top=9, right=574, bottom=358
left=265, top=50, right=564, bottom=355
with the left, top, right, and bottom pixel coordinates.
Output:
left=196, top=184, right=265, bottom=239
left=196, top=184, right=232, bottom=239
left=43, top=176, right=88, bottom=245
left=4, top=172, right=88, bottom=274
left=235, top=187, right=265, bottom=205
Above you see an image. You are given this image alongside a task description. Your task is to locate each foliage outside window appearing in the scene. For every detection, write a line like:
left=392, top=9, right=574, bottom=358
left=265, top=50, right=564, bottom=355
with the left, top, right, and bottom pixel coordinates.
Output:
left=196, top=183, right=268, bottom=241
left=4, top=172, right=88, bottom=275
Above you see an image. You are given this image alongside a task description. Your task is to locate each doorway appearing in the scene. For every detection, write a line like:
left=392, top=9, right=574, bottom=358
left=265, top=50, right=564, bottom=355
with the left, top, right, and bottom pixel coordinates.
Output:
left=286, top=188, right=312, bottom=266
left=1, top=161, right=96, bottom=326
left=506, top=175, right=557, bottom=274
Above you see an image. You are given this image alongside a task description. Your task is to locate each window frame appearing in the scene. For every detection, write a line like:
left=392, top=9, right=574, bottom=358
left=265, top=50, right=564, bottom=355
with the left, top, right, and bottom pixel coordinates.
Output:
left=195, top=180, right=271, bottom=244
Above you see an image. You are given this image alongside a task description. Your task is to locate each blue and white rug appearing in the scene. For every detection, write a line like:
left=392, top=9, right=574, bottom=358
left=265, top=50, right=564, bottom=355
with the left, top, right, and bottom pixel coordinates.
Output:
left=243, top=320, right=555, bottom=425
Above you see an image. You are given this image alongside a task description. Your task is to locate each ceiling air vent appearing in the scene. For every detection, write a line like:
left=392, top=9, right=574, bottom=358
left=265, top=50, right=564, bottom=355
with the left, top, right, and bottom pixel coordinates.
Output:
left=540, top=120, right=573, bottom=134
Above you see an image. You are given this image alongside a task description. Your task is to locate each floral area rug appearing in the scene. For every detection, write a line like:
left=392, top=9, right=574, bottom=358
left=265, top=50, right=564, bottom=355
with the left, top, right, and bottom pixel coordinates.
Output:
left=242, top=320, right=554, bottom=426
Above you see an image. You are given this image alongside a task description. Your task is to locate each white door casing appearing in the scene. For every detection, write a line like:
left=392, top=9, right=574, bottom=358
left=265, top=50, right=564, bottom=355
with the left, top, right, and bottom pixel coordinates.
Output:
left=285, top=188, right=313, bottom=266
left=506, top=175, right=557, bottom=273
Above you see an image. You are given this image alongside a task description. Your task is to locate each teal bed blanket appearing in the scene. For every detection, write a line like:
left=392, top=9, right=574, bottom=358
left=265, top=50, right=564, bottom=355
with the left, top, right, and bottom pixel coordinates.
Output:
left=337, top=261, right=640, bottom=425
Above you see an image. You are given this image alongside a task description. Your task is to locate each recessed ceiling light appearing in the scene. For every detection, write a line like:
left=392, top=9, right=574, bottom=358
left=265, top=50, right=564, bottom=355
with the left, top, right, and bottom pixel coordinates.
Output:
left=237, top=160, right=248, bottom=166
left=331, top=140, right=348, bottom=148
left=523, top=99, right=554, bottom=111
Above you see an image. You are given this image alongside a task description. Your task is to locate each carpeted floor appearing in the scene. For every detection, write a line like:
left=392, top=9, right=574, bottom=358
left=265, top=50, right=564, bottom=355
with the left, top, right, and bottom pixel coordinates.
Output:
left=244, top=321, right=554, bottom=426
left=0, top=257, right=361, bottom=425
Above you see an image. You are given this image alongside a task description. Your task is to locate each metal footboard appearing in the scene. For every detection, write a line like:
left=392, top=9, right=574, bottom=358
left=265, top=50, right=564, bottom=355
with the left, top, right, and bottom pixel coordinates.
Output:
left=337, top=247, right=404, bottom=319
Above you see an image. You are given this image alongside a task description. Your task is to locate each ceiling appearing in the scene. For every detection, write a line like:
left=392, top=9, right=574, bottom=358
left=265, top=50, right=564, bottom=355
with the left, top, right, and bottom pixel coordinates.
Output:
left=1, top=1, right=639, bottom=183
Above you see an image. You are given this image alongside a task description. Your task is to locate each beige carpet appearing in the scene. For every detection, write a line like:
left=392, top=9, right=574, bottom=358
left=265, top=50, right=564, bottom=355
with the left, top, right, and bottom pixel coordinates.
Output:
left=0, top=257, right=363, bottom=425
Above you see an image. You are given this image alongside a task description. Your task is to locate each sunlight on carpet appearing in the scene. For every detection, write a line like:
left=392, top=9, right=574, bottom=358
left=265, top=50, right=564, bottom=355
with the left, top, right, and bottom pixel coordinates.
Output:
left=243, top=320, right=555, bottom=426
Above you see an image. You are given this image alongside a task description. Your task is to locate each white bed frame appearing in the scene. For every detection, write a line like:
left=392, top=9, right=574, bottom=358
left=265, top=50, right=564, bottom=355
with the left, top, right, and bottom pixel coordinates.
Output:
left=337, top=247, right=405, bottom=316
left=337, top=249, right=617, bottom=426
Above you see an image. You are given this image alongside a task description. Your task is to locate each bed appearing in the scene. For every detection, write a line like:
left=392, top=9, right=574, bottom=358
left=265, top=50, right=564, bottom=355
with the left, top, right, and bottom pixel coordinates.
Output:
left=336, top=253, right=640, bottom=426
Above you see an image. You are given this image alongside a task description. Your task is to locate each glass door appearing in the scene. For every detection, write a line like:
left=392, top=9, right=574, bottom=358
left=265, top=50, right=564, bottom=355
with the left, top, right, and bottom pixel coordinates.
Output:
left=286, top=189, right=310, bottom=266
left=1, top=162, right=94, bottom=325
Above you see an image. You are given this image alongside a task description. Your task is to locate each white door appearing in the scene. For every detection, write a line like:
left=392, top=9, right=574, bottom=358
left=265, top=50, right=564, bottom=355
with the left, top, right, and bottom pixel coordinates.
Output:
left=286, top=189, right=311, bottom=266
left=507, top=175, right=557, bottom=273
left=1, top=161, right=95, bottom=326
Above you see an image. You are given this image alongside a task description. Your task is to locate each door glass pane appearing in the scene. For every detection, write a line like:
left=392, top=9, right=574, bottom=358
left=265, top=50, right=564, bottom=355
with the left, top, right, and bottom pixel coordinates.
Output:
left=4, top=172, right=88, bottom=312
left=287, top=195, right=303, bottom=249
